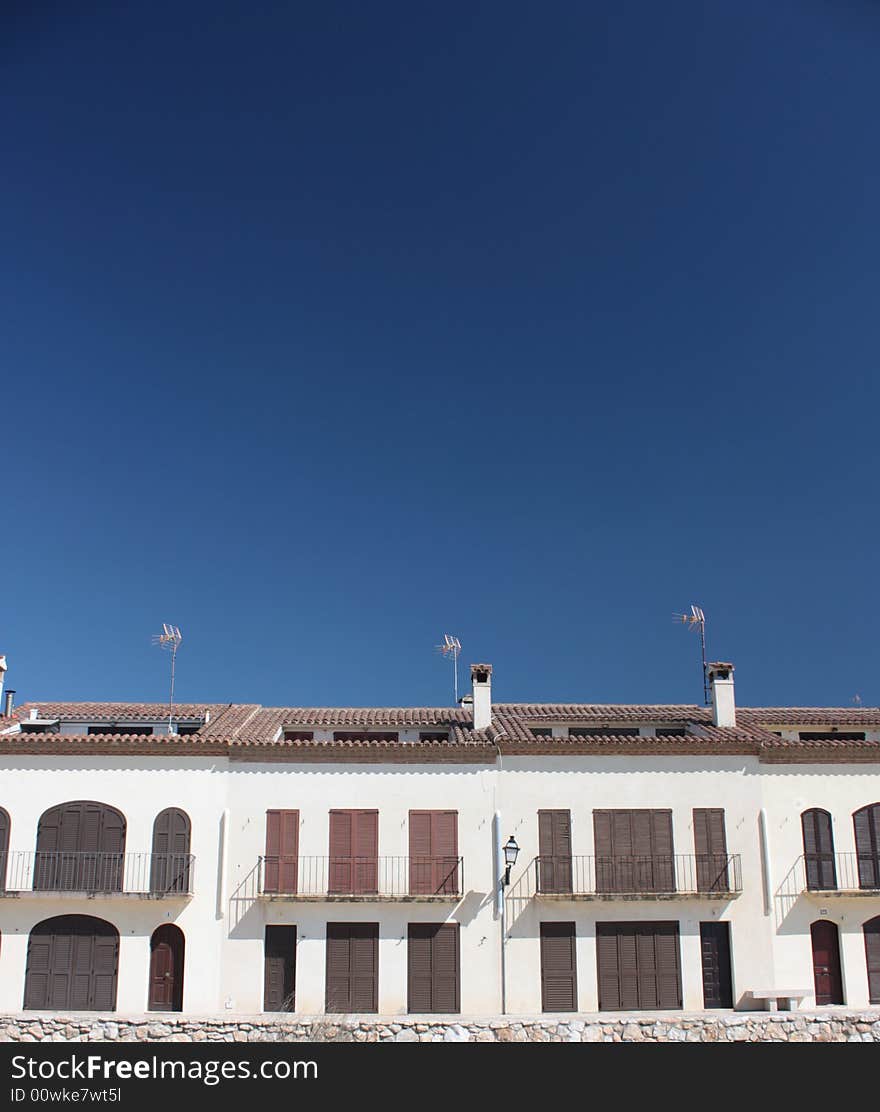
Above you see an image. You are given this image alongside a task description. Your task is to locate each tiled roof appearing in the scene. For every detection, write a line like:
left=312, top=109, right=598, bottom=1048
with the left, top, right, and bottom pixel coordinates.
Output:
left=0, top=699, right=876, bottom=762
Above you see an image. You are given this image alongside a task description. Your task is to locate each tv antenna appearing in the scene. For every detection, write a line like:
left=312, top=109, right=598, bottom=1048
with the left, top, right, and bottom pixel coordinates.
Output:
left=674, top=605, right=708, bottom=705
left=435, top=634, right=462, bottom=703
left=152, top=623, right=182, bottom=733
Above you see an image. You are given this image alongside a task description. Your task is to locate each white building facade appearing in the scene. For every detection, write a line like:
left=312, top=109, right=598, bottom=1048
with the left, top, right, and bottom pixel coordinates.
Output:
left=0, top=661, right=879, bottom=1017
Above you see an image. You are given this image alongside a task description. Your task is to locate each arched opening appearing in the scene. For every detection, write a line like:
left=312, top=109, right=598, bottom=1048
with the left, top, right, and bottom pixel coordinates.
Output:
left=148, top=924, right=185, bottom=1012
left=853, top=804, right=880, bottom=889
left=864, top=916, right=880, bottom=1004
left=810, top=919, right=844, bottom=1005
left=0, top=807, right=9, bottom=892
left=801, top=809, right=836, bottom=890
left=150, top=808, right=191, bottom=893
left=24, top=915, right=119, bottom=1011
left=35, top=801, right=126, bottom=892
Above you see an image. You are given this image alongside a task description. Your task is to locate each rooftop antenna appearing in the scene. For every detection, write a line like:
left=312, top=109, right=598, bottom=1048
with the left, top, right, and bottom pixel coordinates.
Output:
left=674, top=605, right=708, bottom=705
left=435, top=634, right=462, bottom=704
left=152, top=623, right=182, bottom=733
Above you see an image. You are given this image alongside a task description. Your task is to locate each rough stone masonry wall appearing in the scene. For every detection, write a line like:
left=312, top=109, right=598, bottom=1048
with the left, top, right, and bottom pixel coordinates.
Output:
left=2, top=1011, right=880, bottom=1042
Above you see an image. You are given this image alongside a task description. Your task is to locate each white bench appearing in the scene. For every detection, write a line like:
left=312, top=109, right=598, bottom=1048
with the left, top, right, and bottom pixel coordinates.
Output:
left=747, top=989, right=811, bottom=1012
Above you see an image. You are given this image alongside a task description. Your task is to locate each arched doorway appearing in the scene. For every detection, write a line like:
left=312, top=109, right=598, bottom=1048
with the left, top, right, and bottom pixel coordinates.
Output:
left=853, top=804, right=880, bottom=889
left=24, top=915, right=119, bottom=1010
left=864, top=916, right=880, bottom=1004
left=810, top=920, right=844, bottom=1005
left=801, top=809, right=836, bottom=890
left=150, top=808, right=191, bottom=894
left=35, top=801, right=126, bottom=892
left=0, top=806, right=9, bottom=892
left=148, top=924, right=185, bottom=1012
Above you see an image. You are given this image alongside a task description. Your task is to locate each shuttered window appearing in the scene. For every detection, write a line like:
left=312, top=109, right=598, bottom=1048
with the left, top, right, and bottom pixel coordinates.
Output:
left=540, top=922, right=577, bottom=1011
left=34, top=802, right=126, bottom=892
left=596, top=922, right=682, bottom=1010
left=537, top=810, right=572, bottom=893
left=264, top=810, right=299, bottom=894
left=0, top=807, right=9, bottom=892
left=329, top=810, right=378, bottom=894
left=407, top=923, right=460, bottom=1013
left=864, top=916, right=880, bottom=1004
left=693, top=808, right=729, bottom=892
left=801, top=809, right=836, bottom=890
left=264, top=926, right=296, bottom=1012
left=150, top=808, right=191, bottom=893
left=325, top=923, right=379, bottom=1013
left=593, top=810, right=675, bottom=893
left=24, top=915, right=119, bottom=1011
left=408, top=812, right=459, bottom=895
left=853, top=804, right=880, bottom=890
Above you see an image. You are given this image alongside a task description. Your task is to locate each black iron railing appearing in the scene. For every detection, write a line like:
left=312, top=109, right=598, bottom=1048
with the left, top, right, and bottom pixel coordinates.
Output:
left=533, top=853, right=742, bottom=896
left=257, top=855, right=463, bottom=898
left=0, top=851, right=194, bottom=895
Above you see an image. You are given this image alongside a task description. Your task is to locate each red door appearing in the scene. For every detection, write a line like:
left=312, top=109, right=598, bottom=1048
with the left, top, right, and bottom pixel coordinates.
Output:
left=148, top=925, right=184, bottom=1011
left=810, top=920, right=843, bottom=1005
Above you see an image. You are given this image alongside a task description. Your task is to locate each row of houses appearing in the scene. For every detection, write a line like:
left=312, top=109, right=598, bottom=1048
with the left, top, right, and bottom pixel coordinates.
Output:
left=0, top=658, right=878, bottom=1016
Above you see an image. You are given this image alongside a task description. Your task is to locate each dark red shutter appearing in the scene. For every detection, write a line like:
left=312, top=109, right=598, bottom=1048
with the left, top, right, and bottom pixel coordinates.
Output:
left=538, top=811, right=572, bottom=893
left=264, top=925, right=296, bottom=1011
left=325, top=923, right=378, bottom=1013
left=864, top=916, right=880, bottom=1004
left=802, top=810, right=837, bottom=890
left=540, top=922, right=577, bottom=1011
left=853, top=804, right=880, bottom=889
left=264, top=810, right=298, bottom=894
left=407, top=924, right=460, bottom=1013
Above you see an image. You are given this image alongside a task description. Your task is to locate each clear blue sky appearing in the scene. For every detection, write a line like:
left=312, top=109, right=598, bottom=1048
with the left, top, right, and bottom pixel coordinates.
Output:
left=2, top=2, right=878, bottom=709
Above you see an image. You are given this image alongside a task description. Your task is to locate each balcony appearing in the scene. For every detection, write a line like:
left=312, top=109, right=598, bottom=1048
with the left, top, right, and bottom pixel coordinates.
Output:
left=794, top=852, right=880, bottom=897
left=256, top=855, right=464, bottom=901
left=531, top=854, right=742, bottom=900
left=0, top=851, right=195, bottom=899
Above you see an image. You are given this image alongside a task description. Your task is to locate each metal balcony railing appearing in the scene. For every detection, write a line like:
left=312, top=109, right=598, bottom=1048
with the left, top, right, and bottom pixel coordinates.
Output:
left=796, top=851, right=880, bottom=894
left=0, top=851, right=195, bottom=896
left=257, top=855, right=464, bottom=899
left=532, top=853, right=742, bottom=897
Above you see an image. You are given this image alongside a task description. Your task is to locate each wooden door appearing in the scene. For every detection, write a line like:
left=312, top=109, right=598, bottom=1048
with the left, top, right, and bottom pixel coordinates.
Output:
left=537, top=811, right=572, bottom=893
left=700, top=921, right=733, bottom=1008
left=596, top=922, right=682, bottom=1011
left=24, top=915, right=119, bottom=1011
left=325, top=923, right=378, bottom=1013
left=264, top=925, right=296, bottom=1011
left=150, top=809, right=191, bottom=893
left=148, top=924, right=184, bottom=1011
left=407, top=923, right=460, bottom=1013
left=811, top=920, right=844, bottom=1005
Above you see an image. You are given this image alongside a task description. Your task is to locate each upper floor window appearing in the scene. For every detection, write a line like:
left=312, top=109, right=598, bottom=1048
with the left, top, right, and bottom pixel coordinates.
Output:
left=569, top=726, right=639, bottom=738
left=418, top=731, right=449, bottom=742
left=86, top=725, right=153, bottom=736
left=332, top=731, right=398, bottom=743
left=853, top=804, right=880, bottom=890
left=282, top=730, right=314, bottom=742
left=799, top=731, right=865, bottom=742
left=801, top=808, right=836, bottom=890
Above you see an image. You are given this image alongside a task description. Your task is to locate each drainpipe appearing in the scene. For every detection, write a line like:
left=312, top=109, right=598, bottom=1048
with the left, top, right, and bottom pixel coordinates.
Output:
left=490, top=727, right=509, bottom=1014
left=217, top=808, right=229, bottom=919
left=758, top=808, right=771, bottom=916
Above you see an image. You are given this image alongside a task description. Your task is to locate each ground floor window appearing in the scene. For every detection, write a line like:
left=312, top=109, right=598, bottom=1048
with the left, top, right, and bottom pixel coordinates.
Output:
left=24, top=915, right=119, bottom=1011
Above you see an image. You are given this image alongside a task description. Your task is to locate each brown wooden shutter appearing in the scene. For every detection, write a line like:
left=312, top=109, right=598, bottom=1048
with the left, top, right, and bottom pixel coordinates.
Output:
left=407, top=923, right=460, bottom=1012
left=693, top=808, right=729, bottom=891
left=594, top=810, right=613, bottom=893
left=330, top=810, right=378, bottom=894
left=24, top=915, right=119, bottom=1013
left=264, top=925, right=296, bottom=1011
left=651, top=810, right=675, bottom=891
left=264, top=810, right=299, bottom=895
left=594, top=809, right=673, bottom=893
left=326, top=923, right=378, bottom=1012
left=409, top=812, right=433, bottom=894
left=802, top=809, right=836, bottom=890
left=151, top=808, right=191, bottom=893
left=864, top=916, right=880, bottom=1004
left=538, top=810, right=572, bottom=893
left=853, top=804, right=880, bottom=889
left=596, top=922, right=681, bottom=1011
left=540, top=922, right=577, bottom=1011
left=0, top=807, right=9, bottom=892
left=409, top=811, right=459, bottom=895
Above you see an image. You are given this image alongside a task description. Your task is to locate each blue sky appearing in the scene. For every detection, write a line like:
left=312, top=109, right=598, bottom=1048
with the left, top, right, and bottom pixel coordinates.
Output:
left=2, top=2, right=878, bottom=709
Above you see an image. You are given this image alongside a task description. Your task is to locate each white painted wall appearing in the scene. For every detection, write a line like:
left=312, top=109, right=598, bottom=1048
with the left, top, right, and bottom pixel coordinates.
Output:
left=0, top=751, right=878, bottom=1015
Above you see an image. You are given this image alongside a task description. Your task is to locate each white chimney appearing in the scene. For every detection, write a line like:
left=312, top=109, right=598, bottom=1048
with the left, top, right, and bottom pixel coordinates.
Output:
left=0, top=656, right=6, bottom=709
left=470, top=663, right=493, bottom=731
left=707, top=662, right=736, bottom=728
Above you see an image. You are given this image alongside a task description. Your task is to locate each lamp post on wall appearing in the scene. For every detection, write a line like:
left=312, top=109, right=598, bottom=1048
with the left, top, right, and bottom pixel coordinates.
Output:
left=500, top=835, right=520, bottom=1015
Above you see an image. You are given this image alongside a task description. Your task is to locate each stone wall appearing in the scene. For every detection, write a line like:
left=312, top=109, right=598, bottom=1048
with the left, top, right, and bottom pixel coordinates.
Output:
left=1, top=1011, right=880, bottom=1042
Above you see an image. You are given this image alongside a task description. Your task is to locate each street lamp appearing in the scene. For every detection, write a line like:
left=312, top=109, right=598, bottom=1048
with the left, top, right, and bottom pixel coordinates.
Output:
left=502, top=835, right=520, bottom=887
